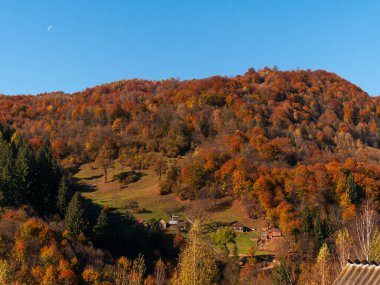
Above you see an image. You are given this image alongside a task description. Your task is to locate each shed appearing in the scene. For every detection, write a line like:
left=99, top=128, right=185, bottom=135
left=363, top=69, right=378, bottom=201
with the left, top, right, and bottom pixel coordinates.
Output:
left=158, top=219, right=167, bottom=230
left=261, top=231, right=269, bottom=240
left=171, top=215, right=179, bottom=221
left=229, top=221, right=244, bottom=232
left=269, top=228, right=282, bottom=238
left=169, top=215, right=180, bottom=225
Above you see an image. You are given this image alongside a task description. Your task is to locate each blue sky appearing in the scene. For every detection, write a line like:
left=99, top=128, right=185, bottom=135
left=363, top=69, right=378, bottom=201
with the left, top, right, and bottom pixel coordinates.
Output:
left=0, top=1, right=379, bottom=95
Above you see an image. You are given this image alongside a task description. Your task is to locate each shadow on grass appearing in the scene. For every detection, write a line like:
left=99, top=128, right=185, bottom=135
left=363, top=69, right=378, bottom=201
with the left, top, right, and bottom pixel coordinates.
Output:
left=204, top=221, right=229, bottom=232
left=73, top=182, right=96, bottom=193
left=255, top=254, right=275, bottom=262
left=73, top=177, right=180, bottom=271
left=80, top=193, right=179, bottom=271
left=81, top=174, right=103, bottom=180
left=114, top=171, right=148, bottom=189
left=208, top=199, right=233, bottom=213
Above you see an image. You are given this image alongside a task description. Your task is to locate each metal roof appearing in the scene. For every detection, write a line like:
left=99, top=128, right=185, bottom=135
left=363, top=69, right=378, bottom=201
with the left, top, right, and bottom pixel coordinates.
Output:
left=333, top=263, right=380, bottom=285
left=230, top=221, right=244, bottom=227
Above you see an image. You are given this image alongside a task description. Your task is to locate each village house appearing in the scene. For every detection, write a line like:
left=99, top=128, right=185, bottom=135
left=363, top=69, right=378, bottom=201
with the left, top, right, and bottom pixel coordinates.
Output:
left=158, top=218, right=167, bottom=230
left=259, top=227, right=283, bottom=243
left=168, top=215, right=180, bottom=225
left=229, top=221, right=245, bottom=232
left=260, top=231, right=269, bottom=241
left=167, top=215, right=189, bottom=232
left=269, top=228, right=282, bottom=238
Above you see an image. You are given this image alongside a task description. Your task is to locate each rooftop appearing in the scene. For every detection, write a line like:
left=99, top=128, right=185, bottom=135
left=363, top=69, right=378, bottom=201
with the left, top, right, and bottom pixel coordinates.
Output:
left=230, top=221, right=244, bottom=227
left=333, top=261, right=380, bottom=285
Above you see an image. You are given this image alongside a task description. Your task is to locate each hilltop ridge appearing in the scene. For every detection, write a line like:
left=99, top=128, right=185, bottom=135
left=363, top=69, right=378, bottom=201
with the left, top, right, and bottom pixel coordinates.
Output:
left=0, top=68, right=377, bottom=167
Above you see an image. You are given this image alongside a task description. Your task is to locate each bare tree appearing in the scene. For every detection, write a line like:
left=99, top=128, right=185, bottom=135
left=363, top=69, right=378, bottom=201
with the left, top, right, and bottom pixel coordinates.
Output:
left=154, top=153, right=168, bottom=180
left=115, top=255, right=146, bottom=285
left=185, top=200, right=210, bottom=223
left=272, top=239, right=298, bottom=285
left=154, top=259, right=167, bottom=285
left=354, top=200, right=380, bottom=260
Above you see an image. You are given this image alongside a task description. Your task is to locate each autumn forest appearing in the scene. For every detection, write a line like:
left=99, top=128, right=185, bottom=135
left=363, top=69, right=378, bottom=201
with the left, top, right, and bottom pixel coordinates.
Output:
left=0, top=68, right=379, bottom=284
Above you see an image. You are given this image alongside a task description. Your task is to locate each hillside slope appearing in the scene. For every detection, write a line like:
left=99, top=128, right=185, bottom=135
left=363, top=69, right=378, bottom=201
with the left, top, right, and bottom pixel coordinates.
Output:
left=0, top=68, right=378, bottom=168
left=0, top=69, right=378, bottom=284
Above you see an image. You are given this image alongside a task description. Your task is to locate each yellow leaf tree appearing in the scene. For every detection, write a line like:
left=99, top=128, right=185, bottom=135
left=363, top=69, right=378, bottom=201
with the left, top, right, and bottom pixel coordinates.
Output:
left=172, top=220, right=217, bottom=285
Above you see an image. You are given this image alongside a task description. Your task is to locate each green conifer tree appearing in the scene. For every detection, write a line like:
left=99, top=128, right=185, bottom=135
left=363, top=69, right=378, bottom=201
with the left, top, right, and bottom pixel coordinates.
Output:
left=14, top=143, right=35, bottom=203
left=314, top=215, right=330, bottom=247
left=35, top=145, right=61, bottom=211
left=57, top=176, right=72, bottom=216
left=301, top=206, right=314, bottom=233
left=93, top=207, right=109, bottom=246
left=64, top=193, right=89, bottom=236
left=347, top=173, right=358, bottom=203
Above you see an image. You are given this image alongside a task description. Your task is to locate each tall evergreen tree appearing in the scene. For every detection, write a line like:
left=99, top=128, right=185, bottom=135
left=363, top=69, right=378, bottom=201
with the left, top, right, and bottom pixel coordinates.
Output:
left=35, top=144, right=61, bottom=212
left=347, top=173, right=358, bottom=203
left=0, top=125, right=62, bottom=212
left=14, top=142, right=35, bottom=204
left=0, top=137, right=14, bottom=206
left=301, top=207, right=313, bottom=234
left=0, top=160, right=15, bottom=206
left=314, top=215, right=330, bottom=247
left=56, top=176, right=72, bottom=216
left=64, top=193, right=89, bottom=236
left=93, top=207, right=110, bottom=246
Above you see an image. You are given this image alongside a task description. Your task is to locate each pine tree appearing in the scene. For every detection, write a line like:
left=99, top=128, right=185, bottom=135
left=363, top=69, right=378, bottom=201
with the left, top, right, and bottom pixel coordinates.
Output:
left=314, top=215, right=329, bottom=247
left=56, top=176, right=72, bottom=216
left=64, top=193, right=89, bottom=236
left=301, top=207, right=313, bottom=234
left=35, top=145, right=61, bottom=211
left=93, top=207, right=109, bottom=246
left=14, top=143, right=35, bottom=204
left=347, top=173, right=358, bottom=203
left=0, top=140, right=15, bottom=206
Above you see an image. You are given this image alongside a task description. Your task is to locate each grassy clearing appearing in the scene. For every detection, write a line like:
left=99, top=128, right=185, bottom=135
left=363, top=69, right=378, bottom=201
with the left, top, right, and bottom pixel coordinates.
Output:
left=76, top=161, right=185, bottom=221
left=235, top=232, right=255, bottom=255
left=207, top=200, right=262, bottom=229
left=225, top=231, right=271, bottom=257
left=75, top=160, right=262, bottom=254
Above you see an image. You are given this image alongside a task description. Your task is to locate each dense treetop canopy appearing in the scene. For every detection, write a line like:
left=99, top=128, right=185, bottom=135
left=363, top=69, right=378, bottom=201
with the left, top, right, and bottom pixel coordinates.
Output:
left=0, top=69, right=378, bottom=167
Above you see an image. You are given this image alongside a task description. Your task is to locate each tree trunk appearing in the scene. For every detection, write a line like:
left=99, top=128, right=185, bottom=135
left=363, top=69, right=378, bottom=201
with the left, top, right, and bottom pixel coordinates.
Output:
left=104, top=166, right=108, bottom=183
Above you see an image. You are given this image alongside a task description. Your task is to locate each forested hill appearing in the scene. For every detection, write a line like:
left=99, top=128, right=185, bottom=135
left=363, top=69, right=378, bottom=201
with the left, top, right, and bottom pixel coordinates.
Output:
left=0, top=68, right=379, bottom=170
left=0, top=68, right=379, bottom=284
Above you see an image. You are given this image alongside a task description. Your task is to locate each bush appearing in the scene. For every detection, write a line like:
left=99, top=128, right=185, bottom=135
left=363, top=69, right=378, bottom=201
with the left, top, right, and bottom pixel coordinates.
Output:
left=124, top=201, right=139, bottom=211
left=159, top=180, right=172, bottom=195
left=136, top=208, right=152, bottom=214
left=113, top=171, right=142, bottom=185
